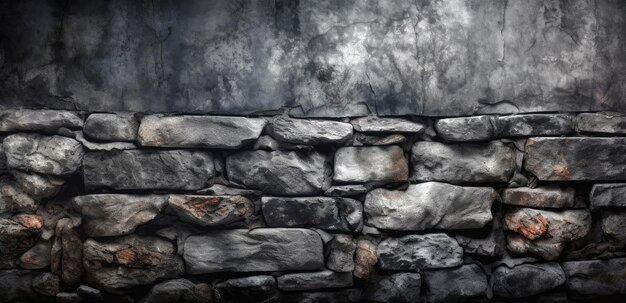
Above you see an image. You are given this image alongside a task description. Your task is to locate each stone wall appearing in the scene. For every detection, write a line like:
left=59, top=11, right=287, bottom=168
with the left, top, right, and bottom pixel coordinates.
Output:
left=1, top=108, right=626, bottom=302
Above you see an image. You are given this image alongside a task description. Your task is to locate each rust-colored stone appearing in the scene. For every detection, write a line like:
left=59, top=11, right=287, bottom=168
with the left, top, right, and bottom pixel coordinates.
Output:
left=115, top=247, right=163, bottom=268
left=13, top=214, right=44, bottom=230
left=506, top=212, right=550, bottom=240
left=553, top=164, right=571, bottom=180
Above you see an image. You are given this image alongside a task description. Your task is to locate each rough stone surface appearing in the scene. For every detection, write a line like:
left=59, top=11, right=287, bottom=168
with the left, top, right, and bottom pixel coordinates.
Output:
left=168, top=195, right=254, bottom=227
left=183, top=228, right=323, bottom=274
left=0, top=270, right=43, bottom=302
left=3, top=134, right=84, bottom=176
left=506, top=233, right=563, bottom=261
left=600, top=211, right=626, bottom=247
left=576, top=112, right=626, bottom=134
left=324, top=185, right=370, bottom=197
left=377, top=233, right=462, bottom=270
left=77, top=285, right=104, bottom=302
left=562, top=258, right=626, bottom=296
left=353, top=239, right=378, bottom=279
left=494, top=114, right=574, bottom=137
left=0, top=110, right=83, bottom=132
left=55, top=218, right=83, bottom=285
left=590, top=183, right=626, bottom=210
left=277, top=270, right=353, bottom=291
left=333, top=146, right=408, bottom=183
left=361, top=273, right=421, bottom=303
left=11, top=171, right=64, bottom=200
left=82, top=235, right=184, bottom=292
left=0, top=176, right=38, bottom=213
left=72, top=194, right=168, bottom=237
left=326, top=234, right=357, bottom=273
left=195, top=184, right=261, bottom=197
left=365, top=182, right=496, bottom=231
left=139, top=279, right=212, bottom=303
left=0, top=215, right=43, bottom=268
left=138, top=115, right=266, bottom=148
left=261, top=196, right=362, bottom=232
left=352, top=133, right=407, bottom=146
left=31, top=272, right=60, bottom=297
left=83, top=150, right=215, bottom=190
left=350, top=117, right=426, bottom=133
left=421, top=264, right=488, bottom=303
left=214, top=276, right=277, bottom=303
left=84, top=113, right=139, bottom=142
left=492, top=263, right=566, bottom=298
left=502, top=186, right=576, bottom=208
left=435, top=116, right=494, bottom=142
left=411, top=141, right=516, bottom=183
left=268, top=116, right=353, bottom=144
left=19, top=241, right=51, bottom=269
left=226, top=150, right=331, bottom=195
left=68, top=130, right=138, bottom=151
left=524, top=137, right=626, bottom=180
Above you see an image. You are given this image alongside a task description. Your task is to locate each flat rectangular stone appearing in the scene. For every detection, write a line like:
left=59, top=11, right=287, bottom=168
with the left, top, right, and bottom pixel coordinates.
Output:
left=377, top=233, right=463, bottom=270
left=183, top=228, right=324, bottom=274
left=333, top=146, right=408, bottom=183
left=562, top=258, right=626, bottom=296
left=524, top=137, right=626, bottom=181
left=502, top=186, right=576, bottom=208
left=268, top=116, right=353, bottom=144
left=350, top=116, right=426, bottom=133
left=84, top=113, right=139, bottom=142
left=277, top=270, right=353, bottom=291
left=138, top=115, right=266, bottom=148
left=576, top=112, right=626, bottom=134
left=494, top=114, right=574, bottom=137
left=590, top=183, right=626, bottom=210
left=0, top=109, right=83, bottom=132
left=434, top=116, right=494, bottom=142
left=83, top=150, right=214, bottom=190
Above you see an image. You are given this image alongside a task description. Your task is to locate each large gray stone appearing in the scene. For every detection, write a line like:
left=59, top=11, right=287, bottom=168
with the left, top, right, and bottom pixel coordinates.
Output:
left=261, top=196, right=362, bottom=232
left=333, top=146, right=408, bottom=183
left=492, top=263, right=566, bottom=298
left=82, top=235, right=184, bottom=292
left=84, top=113, right=139, bottom=142
left=168, top=195, right=254, bottom=227
left=576, top=112, right=626, bottom=134
left=562, top=258, right=626, bottom=296
left=365, top=182, right=496, bottom=231
left=183, top=228, right=323, bottom=274
left=361, top=273, right=421, bottom=303
left=0, top=110, right=83, bottom=132
left=494, top=114, right=574, bottom=137
left=326, top=234, right=357, bottom=273
left=3, top=134, right=84, bottom=176
left=377, top=233, right=462, bottom=270
left=83, top=150, right=214, bottom=190
left=138, top=115, right=266, bottom=148
left=420, top=264, right=488, bottom=303
left=350, top=116, right=426, bottom=133
left=524, top=137, right=626, bottom=180
left=226, top=150, right=331, bottom=195
left=590, top=183, right=626, bottom=210
left=435, top=116, right=494, bottom=142
left=277, top=270, right=353, bottom=291
left=411, top=141, right=516, bottom=183
left=600, top=210, right=626, bottom=247
left=0, top=176, right=38, bottom=213
left=139, top=279, right=212, bottom=303
left=0, top=215, right=43, bottom=268
left=72, top=194, right=168, bottom=237
left=502, top=186, right=576, bottom=208
left=215, top=276, right=277, bottom=303
left=0, top=270, right=45, bottom=303
left=11, top=171, right=64, bottom=200
left=268, top=116, right=353, bottom=144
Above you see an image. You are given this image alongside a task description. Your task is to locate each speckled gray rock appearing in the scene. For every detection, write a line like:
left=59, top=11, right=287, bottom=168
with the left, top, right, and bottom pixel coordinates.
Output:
left=333, top=146, right=408, bottom=183
left=324, top=185, right=370, bottom=197
left=377, top=233, right=462, bottom=270
left=365, top=182, right=496, bottom=231
left=411, top=141, right=515, bottom=183
left=3, top=134, right=84, bottom=176
left=354, top=239, right=378, bottom=279
left=590, top=183, right=626, bottom=210
left=10, top=171, right=64, bottom=200
left=326, top=234, right=357, bottom=272
left=506, top=233, right=563, bottom=261
left=261, top=196, right=362, bottom=232
left=83, top=150, right=214, bottom=190
left=562, top=258, right=626, bottom=296
left=268, top=116, right=353, bottom=144
left=455, top=225, right=505, bottom=258
left=84, top=113, right=138, bottom=142
left=435, top=116, right=494, bottom=142
left=226, top=150, right=331, bottom=195
left=67, top=130, right=137, bottom=151
left=494, top=114, right=574, bottom=137
left=252, top=135, right=314, bottom=151
left=421, top=264, right=488, bottom=303
left=525, top=137, right=626, bottom=180
left=362, top=273, right=421, bottom=303
left=600, top=211, right=626, bottom=247
left=576, top=112, right=626, bottom=134
left=183, top=228, right=323, bottom=274
left=195, top=184, right=262, bottom=197
left=82, top=235, right=184, bottom=292
left=492, top=263, right=566, bottom=298
left=0, top=176, right=38, bottom=213
left=138, top=115, right=266, bottom=148
left=31, top=272, right=60, bottom=297
left=502, top=186, right=576, bottom=208
left=139, top=279, right=212, bottom=303
left=215, top=276, right=277, bottom=303
left=168, top=195, right=254, bottom=227
left=0, top=110, right=83, bottom=132
left=72, top=194, right=168, bottom=237
left=350, top=117, right=426, bottom=133
left=277, top=270, right=353, bottom=291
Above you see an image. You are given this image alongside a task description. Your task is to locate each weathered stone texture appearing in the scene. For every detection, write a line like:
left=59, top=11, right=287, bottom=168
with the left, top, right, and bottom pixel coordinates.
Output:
left=83, top=150, right=215, bottom=190
left=0, top=110, right=83, bottom=133
left=365, top=182, right=496, bottom=231
left=168, top=195, right=254, bottom=227
left=138, top=279, right=212, bottom=303
left=350, top=117, right=426, bottom=133
left=576, top=112, right=626, bottom=134
left=492, top=263, right=566, bottom=298
left=326, top=234, right=357, bottom=272
left=377, top=233, right=462, bottom=270
left=420, top=264, right=488, bottom=303
left=183, top=229, right=323, bottom=274
left=277, top=270, right=353, bottom=291
left=525, top=137, right=626, bottom=180
left=215, top=276, right=277, bottom=303
left=502, top=186, right=576, bottom=208
left=411, top=141, right=516, bottom=183
left=84, top=113, right=139, bottom=142
left=494, top=114, right=574, bottom=137
left=600, top=211, right=626, bottom=247
left=562, top=258, right=626, bottom=296
left=362, top=273, right=421, bottom=303
left=590, top=183, right=626, bottom=210
left=262, top=196, right=362, bottom=232
left=3, top=134, right=84, bottom=176
left=333, top=146, right=408, bottom=183
left=353, top=239, right=378, bottom=279
left=268, top=116, right=353, bottom=144
left=435, top=116, right=494, bottom=142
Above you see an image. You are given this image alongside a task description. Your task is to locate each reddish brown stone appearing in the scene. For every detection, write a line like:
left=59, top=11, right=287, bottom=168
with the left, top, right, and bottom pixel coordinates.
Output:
left=353, top=239, right=378, bottom=279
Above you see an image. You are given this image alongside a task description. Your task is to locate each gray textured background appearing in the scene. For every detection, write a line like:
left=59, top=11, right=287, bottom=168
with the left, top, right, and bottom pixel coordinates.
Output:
left=0, top=0, right=624, bottom=116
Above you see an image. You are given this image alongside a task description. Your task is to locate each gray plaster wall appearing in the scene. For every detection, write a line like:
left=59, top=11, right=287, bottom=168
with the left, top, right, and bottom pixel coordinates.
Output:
left=0, top=0, right=625, bottom=116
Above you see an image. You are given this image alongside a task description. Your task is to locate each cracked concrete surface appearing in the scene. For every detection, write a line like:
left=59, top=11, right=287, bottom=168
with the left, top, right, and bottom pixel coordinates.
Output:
left=0, top=0, right=624, bottom=116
